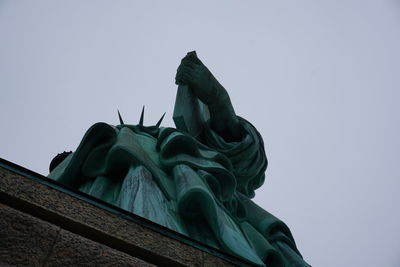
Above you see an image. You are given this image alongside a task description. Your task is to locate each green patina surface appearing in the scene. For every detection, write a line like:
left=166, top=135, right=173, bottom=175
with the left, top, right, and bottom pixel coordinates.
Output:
left=48, top=52, right=310, bottom=267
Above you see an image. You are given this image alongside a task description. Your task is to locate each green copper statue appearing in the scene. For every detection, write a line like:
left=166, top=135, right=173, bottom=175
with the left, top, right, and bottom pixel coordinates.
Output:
left=48, top=52, right=310, bottom=267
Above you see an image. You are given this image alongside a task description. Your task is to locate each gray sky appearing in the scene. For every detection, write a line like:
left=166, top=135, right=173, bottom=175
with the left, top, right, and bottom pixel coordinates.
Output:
left=1, top=1, right=399, bottom=266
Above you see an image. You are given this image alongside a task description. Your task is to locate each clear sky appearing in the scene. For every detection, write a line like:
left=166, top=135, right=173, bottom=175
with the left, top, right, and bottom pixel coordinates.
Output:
left=1, top=1, right=399, bottom=266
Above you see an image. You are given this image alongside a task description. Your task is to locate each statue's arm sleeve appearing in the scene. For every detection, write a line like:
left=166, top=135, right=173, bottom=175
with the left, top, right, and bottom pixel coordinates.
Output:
left=202, top=115, right=268, bottom=198
left=173, top=91, right=267, bottom=198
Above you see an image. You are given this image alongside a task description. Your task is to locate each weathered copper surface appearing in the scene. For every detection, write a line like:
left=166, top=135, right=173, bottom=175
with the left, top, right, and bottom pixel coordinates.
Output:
left=47, top=52, right=309, bottom=266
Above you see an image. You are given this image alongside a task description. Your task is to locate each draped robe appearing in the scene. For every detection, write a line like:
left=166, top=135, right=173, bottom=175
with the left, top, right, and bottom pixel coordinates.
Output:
left=48, top=99, right=310, bottom=267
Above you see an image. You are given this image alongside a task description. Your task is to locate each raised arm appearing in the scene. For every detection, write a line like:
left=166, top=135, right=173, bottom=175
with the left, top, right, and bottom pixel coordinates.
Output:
left=175, top=52, right=241, bottom=141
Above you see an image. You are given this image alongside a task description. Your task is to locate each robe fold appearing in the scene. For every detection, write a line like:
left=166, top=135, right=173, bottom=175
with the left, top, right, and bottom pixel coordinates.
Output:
left=48, top=97, right=310, bottom=267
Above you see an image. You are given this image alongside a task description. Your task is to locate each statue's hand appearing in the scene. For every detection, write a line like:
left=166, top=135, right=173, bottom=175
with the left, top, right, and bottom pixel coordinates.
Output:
left=175, top=53, right=217, bottom=105
left=175, top=52, right=241, bottom=141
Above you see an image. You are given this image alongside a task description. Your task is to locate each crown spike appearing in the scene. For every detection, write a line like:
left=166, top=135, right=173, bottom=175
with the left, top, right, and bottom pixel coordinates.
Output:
left=139, top=106, right=145, bottom=126
left=117, top=110, right=124, bottom=125
left=155, top=112, right=166, bottom=127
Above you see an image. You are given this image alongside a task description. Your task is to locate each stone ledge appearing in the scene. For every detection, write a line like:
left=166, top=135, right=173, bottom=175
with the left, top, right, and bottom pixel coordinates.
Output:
left=0, top=158, right=248, bottom=266
left=0, top=203, right=154, bottom=266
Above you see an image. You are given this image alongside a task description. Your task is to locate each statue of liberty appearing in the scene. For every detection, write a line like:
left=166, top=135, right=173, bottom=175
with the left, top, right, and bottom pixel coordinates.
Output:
left=48, top=52, right=310, bottom=267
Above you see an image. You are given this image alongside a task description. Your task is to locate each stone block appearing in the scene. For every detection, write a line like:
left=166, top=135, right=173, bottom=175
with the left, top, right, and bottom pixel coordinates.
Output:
left=0, top=203, right=58, bottom=266
left=45, top=228, right=154, bottom=267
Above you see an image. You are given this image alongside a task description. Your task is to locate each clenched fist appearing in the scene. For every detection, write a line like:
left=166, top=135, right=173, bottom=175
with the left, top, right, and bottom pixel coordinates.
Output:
left=175, top=51, right=219, bottom=106
left=175, top=51, right=241, bottom=142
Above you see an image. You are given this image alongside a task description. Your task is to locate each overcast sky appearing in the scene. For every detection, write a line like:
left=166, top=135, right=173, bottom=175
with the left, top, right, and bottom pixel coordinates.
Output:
left=1, top=1, right=399, bottom=266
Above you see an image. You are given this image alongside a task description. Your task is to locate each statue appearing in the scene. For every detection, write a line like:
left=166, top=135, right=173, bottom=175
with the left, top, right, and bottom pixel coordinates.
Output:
left=48, top=52, right=310, bottom=267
